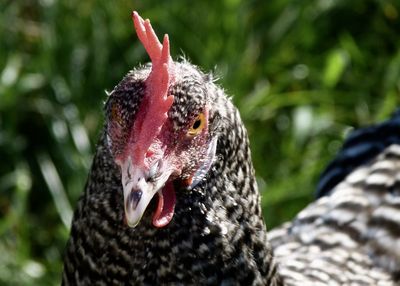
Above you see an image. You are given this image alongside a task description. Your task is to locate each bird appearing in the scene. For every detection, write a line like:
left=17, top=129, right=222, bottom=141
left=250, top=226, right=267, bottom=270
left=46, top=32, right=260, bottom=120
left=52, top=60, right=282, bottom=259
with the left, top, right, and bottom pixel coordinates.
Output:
left=62, top=11, right=400, bottom=285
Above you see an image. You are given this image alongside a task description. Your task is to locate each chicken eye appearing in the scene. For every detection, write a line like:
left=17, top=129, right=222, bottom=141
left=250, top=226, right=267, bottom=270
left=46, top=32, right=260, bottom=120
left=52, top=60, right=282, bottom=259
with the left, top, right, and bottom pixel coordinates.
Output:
left=187, top=113, right=206, bottom=136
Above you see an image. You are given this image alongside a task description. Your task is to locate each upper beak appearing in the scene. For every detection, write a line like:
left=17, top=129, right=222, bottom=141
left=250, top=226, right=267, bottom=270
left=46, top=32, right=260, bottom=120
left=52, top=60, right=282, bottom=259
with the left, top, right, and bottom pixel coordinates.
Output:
left=120, top=156, right=172, bottom=227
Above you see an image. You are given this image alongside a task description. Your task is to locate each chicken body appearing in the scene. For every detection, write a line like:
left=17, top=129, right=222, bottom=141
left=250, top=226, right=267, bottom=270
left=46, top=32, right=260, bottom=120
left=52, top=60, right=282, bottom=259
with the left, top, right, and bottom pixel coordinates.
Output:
left=270, top=145, right=400, bottom=285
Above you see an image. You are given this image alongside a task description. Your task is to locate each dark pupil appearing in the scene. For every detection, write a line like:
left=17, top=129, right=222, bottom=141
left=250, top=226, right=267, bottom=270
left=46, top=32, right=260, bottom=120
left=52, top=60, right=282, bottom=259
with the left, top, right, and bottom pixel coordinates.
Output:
left=192, top=119, right=201, bottom=129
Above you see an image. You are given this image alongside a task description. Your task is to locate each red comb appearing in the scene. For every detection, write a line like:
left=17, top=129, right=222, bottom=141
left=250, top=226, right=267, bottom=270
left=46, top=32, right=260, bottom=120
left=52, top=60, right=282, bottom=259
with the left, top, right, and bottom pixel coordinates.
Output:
left=131, top=11, right=175, bottom=167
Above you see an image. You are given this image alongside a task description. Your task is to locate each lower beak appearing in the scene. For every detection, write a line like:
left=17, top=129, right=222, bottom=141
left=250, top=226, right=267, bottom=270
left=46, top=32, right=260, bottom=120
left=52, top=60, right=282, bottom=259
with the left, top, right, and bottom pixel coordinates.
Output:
left=120, top=157, right=173, bottom=228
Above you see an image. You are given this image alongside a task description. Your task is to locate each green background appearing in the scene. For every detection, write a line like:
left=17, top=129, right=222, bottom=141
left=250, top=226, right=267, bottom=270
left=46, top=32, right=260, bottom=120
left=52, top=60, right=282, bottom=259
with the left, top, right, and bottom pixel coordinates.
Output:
left=1, top=0, right=399, bottom=284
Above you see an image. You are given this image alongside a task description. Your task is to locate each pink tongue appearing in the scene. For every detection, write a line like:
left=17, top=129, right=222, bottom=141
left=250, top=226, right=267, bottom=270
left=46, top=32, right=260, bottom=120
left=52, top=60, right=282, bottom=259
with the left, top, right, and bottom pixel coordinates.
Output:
left=152, top=181, right=176, bottom=228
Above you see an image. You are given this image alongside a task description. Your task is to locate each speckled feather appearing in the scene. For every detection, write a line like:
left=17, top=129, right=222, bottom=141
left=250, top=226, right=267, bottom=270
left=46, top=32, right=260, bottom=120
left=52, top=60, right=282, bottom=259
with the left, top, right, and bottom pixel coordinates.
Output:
left=269, top=144, right=400, bottom=285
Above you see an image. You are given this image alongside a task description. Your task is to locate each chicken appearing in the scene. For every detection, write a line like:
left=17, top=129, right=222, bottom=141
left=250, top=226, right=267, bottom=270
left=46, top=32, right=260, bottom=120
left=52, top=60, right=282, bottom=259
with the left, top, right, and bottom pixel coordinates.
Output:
left=62, top=11, right=400, bottom=285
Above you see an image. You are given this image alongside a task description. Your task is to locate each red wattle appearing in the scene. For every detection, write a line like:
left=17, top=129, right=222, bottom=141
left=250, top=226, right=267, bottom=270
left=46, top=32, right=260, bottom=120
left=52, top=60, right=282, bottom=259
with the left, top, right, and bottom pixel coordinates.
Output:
left=152, top=181, right=176, bottom=228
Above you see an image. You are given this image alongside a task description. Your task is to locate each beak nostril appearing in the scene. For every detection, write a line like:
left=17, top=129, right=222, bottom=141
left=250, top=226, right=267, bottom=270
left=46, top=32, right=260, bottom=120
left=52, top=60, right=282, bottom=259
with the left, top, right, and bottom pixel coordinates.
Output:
left=127, top=190, right=142, bottom=210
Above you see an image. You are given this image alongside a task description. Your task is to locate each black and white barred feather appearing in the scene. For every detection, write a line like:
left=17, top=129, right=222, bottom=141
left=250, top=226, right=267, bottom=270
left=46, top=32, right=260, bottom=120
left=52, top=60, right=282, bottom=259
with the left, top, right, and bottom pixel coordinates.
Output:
left=270, top=110, right=400, bottom=285
left=317, top=109, right=400, bottom=198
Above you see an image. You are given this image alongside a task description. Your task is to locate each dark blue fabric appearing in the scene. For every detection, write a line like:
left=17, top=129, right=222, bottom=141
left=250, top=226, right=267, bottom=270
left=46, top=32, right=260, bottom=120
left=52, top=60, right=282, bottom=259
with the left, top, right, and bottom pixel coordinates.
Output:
left=316, top=109, right=400, bottom=198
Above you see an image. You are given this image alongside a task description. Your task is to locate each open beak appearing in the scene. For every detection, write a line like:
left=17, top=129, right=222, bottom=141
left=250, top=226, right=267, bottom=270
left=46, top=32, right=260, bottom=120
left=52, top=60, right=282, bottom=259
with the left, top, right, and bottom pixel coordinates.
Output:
left=120, top=156, right=176, bottom=228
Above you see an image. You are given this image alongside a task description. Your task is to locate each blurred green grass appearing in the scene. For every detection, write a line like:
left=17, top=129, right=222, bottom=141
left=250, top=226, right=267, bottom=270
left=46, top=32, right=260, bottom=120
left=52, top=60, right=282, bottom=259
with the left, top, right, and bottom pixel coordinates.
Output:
left=1, top=0, right=400, bottom=284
